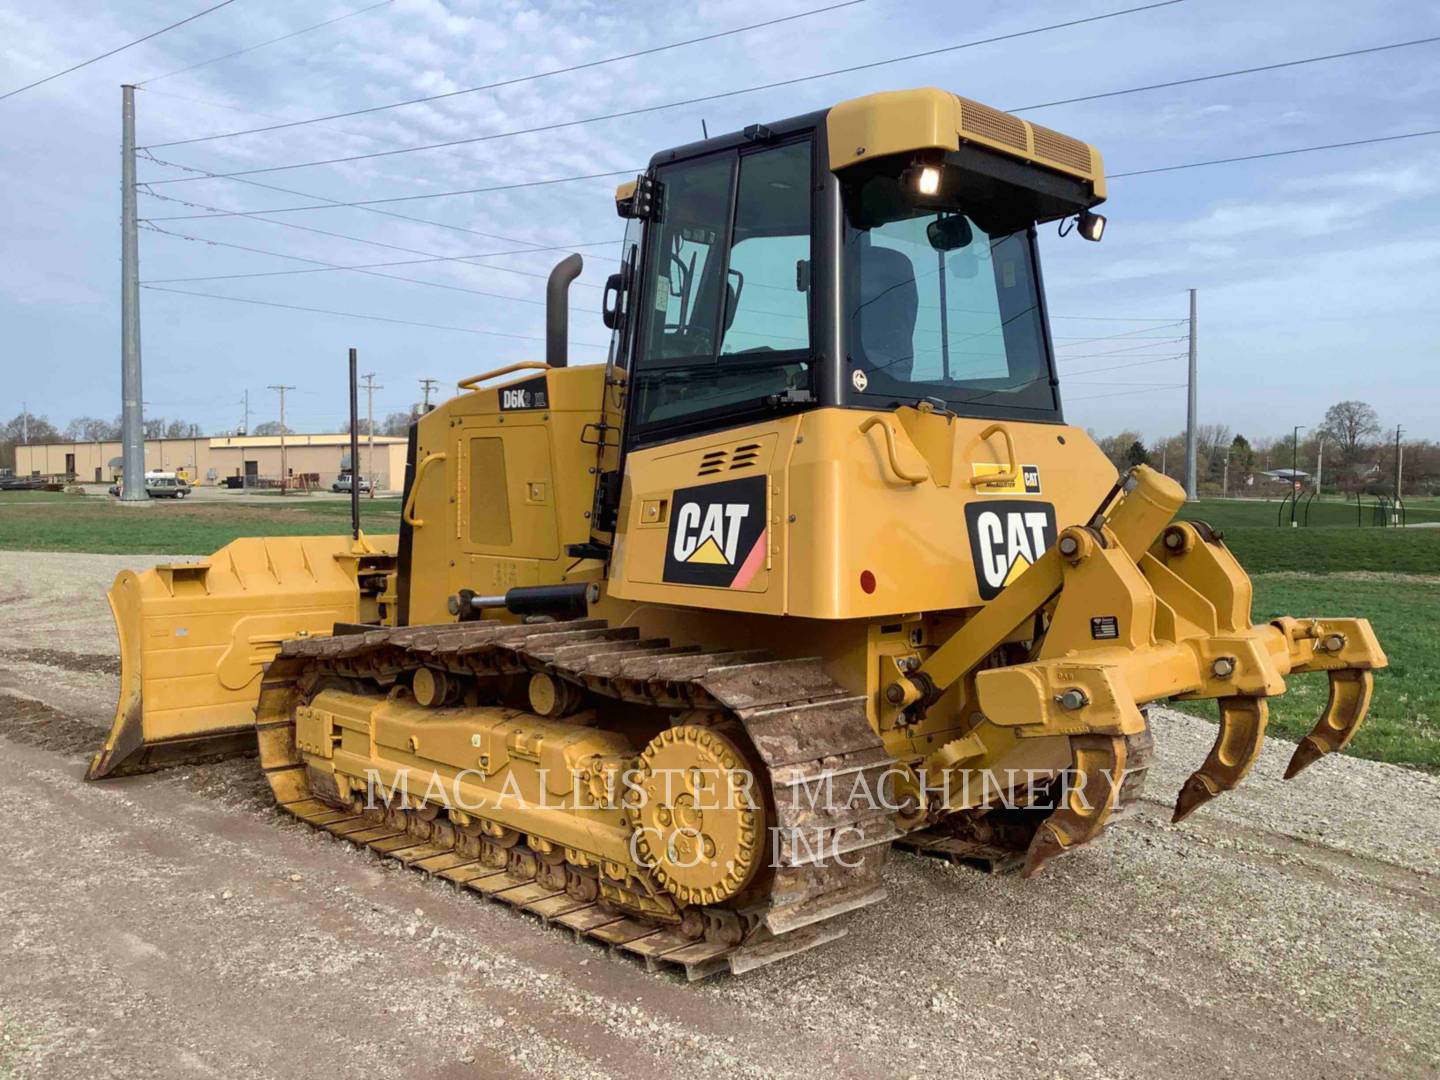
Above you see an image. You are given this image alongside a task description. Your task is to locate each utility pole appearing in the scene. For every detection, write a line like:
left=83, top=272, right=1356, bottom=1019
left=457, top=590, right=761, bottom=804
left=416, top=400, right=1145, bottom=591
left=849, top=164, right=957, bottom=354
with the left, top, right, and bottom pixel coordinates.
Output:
left=119, top=85, right=147, bottom=503
left=1395, top=425, right=1405, bottom=504
left=268, top=385, right=294, bottom=492
left=348, top=350, right=361, bottom=541
left=19, top=403, right=27, bottom=445
left=1315, top=436, right=1326, bottom=496
left=1184, top=288, right=1198, bottom=501
left=1222, top=450, right=1230, bottom=498
left=1290, top=425, right=1304, bottom=527
left=419, top=377, right=438, bottom=412
left=363, top=373, right=382, bottom=497
left=240, top=390, right=250, bottom=435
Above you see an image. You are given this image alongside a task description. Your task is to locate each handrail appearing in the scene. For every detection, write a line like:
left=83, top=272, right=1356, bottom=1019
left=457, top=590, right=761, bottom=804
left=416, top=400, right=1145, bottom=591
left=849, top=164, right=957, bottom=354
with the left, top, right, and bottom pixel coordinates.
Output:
left=457, top=361, right=550, bottom=390
left=859, top=415, right=928, bottom=485
left=968, top=422, right=1019, bottom=488
left=402, top=452, right=447, bottom=527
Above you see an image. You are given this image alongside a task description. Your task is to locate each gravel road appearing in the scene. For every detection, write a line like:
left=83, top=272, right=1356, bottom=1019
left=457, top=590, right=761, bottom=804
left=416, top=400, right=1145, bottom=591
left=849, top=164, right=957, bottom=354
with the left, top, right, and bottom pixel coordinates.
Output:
left=0, top=551, right=1435, bottom=1080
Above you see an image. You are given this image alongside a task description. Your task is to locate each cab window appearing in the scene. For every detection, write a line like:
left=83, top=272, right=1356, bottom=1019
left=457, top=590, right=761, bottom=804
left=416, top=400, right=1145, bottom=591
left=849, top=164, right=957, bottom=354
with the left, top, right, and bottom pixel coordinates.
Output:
left=631, top=139, right=813, bottom=438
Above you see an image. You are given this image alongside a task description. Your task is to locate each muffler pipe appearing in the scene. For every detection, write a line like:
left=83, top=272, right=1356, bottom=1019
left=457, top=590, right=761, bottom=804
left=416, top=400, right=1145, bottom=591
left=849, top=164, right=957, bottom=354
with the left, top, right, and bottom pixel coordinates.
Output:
left=546, top=253, right=584, bottom=368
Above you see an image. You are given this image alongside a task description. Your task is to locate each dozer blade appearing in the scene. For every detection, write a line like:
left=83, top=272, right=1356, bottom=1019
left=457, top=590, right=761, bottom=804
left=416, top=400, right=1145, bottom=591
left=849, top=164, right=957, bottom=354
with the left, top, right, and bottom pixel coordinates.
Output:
left=1285, top=668, right=1373, bottom=780
left=1172, top=695, right=1267, bottom=823
left=88, top=534, right=396, bottom=780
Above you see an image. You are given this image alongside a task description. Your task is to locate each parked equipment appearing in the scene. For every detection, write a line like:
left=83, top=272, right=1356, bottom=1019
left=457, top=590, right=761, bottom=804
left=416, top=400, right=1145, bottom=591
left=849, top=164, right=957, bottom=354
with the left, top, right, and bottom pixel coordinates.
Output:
left=87, top=89, right=1386, bottom=978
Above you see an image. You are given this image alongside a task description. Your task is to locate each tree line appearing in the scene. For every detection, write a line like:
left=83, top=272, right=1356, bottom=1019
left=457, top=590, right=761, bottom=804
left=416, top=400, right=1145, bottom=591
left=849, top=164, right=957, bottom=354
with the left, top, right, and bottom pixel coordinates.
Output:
left=0, top=408, right=420, bottom=471
left=1092, top=401, right=1437, bottom=497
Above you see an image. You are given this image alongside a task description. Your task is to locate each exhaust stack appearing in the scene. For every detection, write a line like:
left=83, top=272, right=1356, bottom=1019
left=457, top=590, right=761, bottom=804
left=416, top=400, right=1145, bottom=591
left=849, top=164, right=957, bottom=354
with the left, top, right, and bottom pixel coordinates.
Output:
left=546, top=253, right=583, bottom=368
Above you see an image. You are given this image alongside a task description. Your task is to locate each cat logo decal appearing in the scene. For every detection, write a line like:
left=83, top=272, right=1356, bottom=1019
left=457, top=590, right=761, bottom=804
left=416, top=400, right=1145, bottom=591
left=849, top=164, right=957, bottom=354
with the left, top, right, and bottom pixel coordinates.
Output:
left=964, top=500, right=1057, bottom=600
left=663, top=476, right=767, bottom=588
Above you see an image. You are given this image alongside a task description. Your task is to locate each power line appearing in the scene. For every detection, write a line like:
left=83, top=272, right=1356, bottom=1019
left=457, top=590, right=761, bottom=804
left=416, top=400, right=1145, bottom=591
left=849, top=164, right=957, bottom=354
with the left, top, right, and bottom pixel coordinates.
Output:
left=0, top=0, right=239, bottom=102
left=1062, top=355, right=1188, bottom=376
left=140, top=187, right=614, bottom=289
left=142, top=283, right=611, bottom=346
left=137, top=1, right=394, bottom=86
left=1068, top=384, right=1187, bottom=402
left=144, top=158, right=637, bottom=212
left=1053, top=322, right=1187, bottom=346
left=1011, top=34, right=1440, bottom=114
left=139, top=120, right=1440, bottom=222
left=1048, top=314, right=1179, bottom=322
left=142, top=0, right=1186, bottom=174
left=1111, top=128, right=1440, bottom=178
left=140, top=148, right=623, bottom=248
left=139, top=222, right=608, bottom=306
left=144, top=0, right=872, bottom=146
left=1057, top=338, right=1189, bottom=359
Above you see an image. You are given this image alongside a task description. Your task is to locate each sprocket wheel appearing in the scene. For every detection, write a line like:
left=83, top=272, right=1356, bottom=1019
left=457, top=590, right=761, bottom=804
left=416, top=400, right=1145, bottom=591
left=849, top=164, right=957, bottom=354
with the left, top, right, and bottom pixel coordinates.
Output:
left=624, top=724, right=766, bottom=906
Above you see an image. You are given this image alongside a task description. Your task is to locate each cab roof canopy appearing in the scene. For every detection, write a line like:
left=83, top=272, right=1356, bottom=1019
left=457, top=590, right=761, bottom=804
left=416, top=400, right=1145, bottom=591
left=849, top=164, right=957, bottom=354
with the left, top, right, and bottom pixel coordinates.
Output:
left=617, top=87, right=1105, bottom=212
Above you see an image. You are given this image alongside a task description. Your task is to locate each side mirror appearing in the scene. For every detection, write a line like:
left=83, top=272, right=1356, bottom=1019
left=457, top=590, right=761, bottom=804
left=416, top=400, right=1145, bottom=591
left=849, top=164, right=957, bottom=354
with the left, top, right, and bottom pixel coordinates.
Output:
left=927, top=214, right=973, bottom=252
left=602, top=272, right=623, bottom=330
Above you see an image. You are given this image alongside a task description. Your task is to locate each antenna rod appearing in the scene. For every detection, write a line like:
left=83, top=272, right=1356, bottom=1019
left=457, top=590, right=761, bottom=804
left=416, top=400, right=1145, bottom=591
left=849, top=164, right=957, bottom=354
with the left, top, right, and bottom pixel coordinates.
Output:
left=348, top=348, right=360, bottom=540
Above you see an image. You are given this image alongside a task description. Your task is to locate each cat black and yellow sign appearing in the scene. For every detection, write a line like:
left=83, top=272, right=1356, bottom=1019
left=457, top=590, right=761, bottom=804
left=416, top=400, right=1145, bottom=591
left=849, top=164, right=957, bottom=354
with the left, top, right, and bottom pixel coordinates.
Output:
left=971, top=462, right=1042, bottom=495
left=663, top=476, right=767, bottom=588
left=964, top=500, right=1057, bottom=600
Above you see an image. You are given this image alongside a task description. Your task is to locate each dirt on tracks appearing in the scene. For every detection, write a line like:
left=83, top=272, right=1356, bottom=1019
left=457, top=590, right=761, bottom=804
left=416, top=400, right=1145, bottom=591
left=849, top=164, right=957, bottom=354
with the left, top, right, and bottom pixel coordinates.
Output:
left=0, top=551, right=1436, bottom=1080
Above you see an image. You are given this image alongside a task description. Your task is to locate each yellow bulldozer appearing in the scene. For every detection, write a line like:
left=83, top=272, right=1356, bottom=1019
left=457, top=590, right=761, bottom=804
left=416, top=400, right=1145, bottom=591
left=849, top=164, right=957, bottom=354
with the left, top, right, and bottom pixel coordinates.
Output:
left=88, top=88, right=1386, bottom=978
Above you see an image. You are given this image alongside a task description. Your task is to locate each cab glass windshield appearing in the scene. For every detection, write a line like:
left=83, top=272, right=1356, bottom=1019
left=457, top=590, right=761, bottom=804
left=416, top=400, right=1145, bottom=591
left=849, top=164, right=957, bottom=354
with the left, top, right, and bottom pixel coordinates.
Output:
left=842, top=174, right=1057, bottom=419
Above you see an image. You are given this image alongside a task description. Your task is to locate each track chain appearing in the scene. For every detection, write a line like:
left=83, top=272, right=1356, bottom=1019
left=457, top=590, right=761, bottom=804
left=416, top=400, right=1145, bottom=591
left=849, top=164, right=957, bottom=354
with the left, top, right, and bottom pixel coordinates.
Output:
left=254, top=618, right=899, bottom=979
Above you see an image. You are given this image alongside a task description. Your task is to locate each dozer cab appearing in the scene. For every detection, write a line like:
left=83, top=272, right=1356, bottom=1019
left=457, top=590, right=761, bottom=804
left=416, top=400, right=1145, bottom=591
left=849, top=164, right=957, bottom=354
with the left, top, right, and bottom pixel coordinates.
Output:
left=88, top=88, right=1386, bottom=978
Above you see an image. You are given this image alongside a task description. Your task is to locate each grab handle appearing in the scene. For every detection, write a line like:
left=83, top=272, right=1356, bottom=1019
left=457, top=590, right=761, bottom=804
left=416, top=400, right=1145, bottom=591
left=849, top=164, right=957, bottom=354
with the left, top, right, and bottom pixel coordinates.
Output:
left=859, top=415, right=928, bottom=485
left=457, top=362, right=550, bottom=390
left=403, top=452, right=447, bottom=527
left=969, top=423, right=1019, bottom=488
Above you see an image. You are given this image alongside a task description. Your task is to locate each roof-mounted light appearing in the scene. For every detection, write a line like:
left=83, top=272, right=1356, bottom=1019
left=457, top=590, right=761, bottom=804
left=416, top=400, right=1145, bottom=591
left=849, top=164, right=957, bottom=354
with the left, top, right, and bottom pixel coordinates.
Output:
left=1078, top=209, right=1106, bottom=242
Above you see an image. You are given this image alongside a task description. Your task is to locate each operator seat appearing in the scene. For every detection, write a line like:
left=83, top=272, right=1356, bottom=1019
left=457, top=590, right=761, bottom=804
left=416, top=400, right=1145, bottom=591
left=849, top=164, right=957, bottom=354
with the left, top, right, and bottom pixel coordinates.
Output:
left=850, top=241, right=918, bottom=384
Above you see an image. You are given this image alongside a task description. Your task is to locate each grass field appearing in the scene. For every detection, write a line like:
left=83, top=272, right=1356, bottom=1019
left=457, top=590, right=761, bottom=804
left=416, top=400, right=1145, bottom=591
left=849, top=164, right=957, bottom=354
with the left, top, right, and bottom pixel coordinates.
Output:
left=0, top=490, right=402, bottom=554
left=1169, top=573, right=1439, bottom=772
left=3, top=490, right=1436, bottom=770
left=1179, top=498, right=1440, bottom=573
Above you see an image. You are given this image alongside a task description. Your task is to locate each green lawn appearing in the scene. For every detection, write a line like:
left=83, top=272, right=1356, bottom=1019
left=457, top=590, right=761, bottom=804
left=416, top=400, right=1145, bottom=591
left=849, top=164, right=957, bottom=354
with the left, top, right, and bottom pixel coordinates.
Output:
left=0, top=491, right=402, bottom=554
left=1169, top=573, right=1439, bottom=772
left=4, top=491, right=1435, bottom=770
left=1179, top=498, right=1440, bottom=573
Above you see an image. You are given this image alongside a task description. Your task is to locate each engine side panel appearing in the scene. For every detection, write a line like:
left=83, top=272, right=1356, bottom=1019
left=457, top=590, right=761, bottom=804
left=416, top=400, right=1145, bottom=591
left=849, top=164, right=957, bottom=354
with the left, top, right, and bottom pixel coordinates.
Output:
left=405, top=365, right=614, bottom=624
left=608, top=406, right=1117, bottom=619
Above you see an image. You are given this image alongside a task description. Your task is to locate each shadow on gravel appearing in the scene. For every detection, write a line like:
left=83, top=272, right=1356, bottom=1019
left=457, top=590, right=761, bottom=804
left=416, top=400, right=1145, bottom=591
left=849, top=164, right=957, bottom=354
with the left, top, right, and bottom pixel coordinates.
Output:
left=0, top=647, right=121, bottom=676
left=0, top=693, right=273, bottom=812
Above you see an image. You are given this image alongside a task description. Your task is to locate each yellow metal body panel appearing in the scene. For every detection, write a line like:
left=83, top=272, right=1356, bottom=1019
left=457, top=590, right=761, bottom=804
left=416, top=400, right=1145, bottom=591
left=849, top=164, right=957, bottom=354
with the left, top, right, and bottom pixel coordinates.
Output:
left=405, top=364, right=617, bottom=624
left=826, top=87, right=1106, bottom=198
left=308, top=689, right=639, bottom=866
left=608, top=407, right=1114, bottom=618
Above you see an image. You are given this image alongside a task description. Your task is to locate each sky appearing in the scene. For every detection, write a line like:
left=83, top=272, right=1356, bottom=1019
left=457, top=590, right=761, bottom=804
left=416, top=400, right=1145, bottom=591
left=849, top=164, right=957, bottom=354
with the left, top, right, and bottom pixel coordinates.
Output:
left=1, top=0, right=1437, bottom=442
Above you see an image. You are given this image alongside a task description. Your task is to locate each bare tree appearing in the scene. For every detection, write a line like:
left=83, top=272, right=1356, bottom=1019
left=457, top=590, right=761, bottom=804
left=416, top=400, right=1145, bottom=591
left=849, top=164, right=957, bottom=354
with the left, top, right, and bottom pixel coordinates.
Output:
left=1319, top=401, right=1381, bottom=465
left=251, top=420, right=294, bottom=436
left=381, top=410, right=416, bottom=436
left=64, top=416, right=121, bottom=441
left=0, top=411, right=60, bottom=470
left=1091, top=429, right=1144, bottom=471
